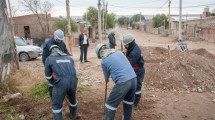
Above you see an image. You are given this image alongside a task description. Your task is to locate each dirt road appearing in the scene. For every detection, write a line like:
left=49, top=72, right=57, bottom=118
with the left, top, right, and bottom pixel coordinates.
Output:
left=1, top=29, right=215, bottom=120
left=115, top=27, right=215, bottom=55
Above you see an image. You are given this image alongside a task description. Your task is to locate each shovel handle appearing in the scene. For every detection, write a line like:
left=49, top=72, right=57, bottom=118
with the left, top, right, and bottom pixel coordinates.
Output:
left=104, top=80, right=108, bottom=114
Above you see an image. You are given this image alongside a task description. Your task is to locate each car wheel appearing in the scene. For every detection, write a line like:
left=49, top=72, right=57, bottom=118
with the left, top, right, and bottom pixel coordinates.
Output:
left=19, top=52, right=29, bottom=61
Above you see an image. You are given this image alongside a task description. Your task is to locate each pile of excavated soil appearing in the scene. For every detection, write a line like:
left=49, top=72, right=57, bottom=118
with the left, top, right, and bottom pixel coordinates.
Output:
left=141, top=47, right=181, bottom=63
left=190, top=48, right=215, bottom=60
left=142, top=47, right=215, bottom=92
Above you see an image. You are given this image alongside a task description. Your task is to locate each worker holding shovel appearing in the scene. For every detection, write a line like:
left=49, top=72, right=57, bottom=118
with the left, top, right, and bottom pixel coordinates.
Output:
left=122, top=34, right=145, bottom=107
left=95, top=43, right=137, bottom=120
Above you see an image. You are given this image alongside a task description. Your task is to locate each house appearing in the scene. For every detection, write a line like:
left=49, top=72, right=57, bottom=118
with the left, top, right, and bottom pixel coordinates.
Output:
left=13, top=14, right=58, bottom=40
left=170, top=7, right=215, bottom=42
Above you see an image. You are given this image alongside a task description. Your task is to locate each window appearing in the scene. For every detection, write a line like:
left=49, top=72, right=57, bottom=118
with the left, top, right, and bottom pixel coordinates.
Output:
left=15, top=38, right=27, bottom=46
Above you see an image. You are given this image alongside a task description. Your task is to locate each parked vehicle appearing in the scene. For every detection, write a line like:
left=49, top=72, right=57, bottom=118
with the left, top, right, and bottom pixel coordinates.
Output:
left=14, top=36, right=42, bottom=61
left=32, top=38, right=44, bottom=47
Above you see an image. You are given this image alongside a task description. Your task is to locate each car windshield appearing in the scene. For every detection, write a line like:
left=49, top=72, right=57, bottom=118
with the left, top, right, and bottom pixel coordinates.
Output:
left=15, top=38, right=27, bottom=46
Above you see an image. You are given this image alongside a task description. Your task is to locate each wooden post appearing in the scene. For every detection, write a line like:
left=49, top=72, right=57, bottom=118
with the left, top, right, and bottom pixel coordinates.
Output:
left=66, top=0, right=72, bottom=55
left=7, top=0, right=19, bottom=69
left=168, top=45, right=171, bottom=58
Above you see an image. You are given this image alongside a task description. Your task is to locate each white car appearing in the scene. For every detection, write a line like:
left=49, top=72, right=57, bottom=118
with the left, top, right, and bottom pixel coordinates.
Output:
left=14, top=37, right=43, bottom=61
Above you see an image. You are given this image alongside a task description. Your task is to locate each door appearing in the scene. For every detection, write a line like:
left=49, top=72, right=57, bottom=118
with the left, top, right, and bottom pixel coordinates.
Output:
left=24, top=26, right=30, bottom=39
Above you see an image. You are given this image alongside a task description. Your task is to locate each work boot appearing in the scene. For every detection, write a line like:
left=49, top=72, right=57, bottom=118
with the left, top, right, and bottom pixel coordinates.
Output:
left=70, top=113, right=81, bottom=120
left=134, top=98, right=140, bottom=108
left=67, top=113, right=81, bottom=120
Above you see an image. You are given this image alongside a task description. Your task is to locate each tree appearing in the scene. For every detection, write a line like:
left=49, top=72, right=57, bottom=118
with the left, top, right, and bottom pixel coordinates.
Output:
left=131, top=14, right=145, bottom=22
left=21, top=0, right=53, bottom=38
left=54, top=19, right=78, bottom=33
left=82, top=7, right=116, bottom=38
left=11, top=5, right=19, bottom=17
left=117, top=16, right=129, bottom=27
left=83, top=7, right=116, bottom=29
left=83, top=7, right=98, bottom=28
left=106, top=13, right=116, bottom=29
left=152, top=14, right=168, bottom=28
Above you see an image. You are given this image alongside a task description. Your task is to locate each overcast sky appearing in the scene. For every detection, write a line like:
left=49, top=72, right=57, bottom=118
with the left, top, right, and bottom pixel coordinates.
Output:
left=12, top=0, right=215, bottom=17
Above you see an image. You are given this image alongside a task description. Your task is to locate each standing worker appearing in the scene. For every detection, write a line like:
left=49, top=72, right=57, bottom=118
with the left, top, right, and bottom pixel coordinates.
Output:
left=42, top=29, right=71, bottom=65
left=122, top=34, right=145, bottom=107
left=79, top=27, right=90, bottom=63
left=108, top=31, right=116, bottom=49
left=45, top=45, right=80, bottom=120
left=42, top=29, right=71, bottom=97
left=95, top=43, right=137, bottom=120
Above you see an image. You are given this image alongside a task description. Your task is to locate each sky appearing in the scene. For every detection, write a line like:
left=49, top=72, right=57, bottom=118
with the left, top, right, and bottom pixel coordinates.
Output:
left=11, top=0, right=215, bottom=17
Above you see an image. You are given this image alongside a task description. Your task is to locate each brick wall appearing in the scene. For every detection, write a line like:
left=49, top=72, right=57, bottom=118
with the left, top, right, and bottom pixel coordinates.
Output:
left=201, top=27, right=215, bottom=42
left=13, top=14, right=57, bottom=39
left=170, top=16, right=215, bottom=41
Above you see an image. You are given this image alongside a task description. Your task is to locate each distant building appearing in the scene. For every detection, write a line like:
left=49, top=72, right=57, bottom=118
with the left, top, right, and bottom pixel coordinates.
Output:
left=170, top=7, right=215, bottom=42
left=13, top=14, right=58, bottom=40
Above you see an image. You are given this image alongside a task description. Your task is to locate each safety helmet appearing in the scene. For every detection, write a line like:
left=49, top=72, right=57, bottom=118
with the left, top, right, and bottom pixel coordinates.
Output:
left=49, top=45, right=67, bottom=56
left=54, top=29, right=65, bottom=42
left=110, top=30, right=116, bottom=35
left=122, top=34, right=135, bottom=45
left=95, top=43, right=107, bottom=59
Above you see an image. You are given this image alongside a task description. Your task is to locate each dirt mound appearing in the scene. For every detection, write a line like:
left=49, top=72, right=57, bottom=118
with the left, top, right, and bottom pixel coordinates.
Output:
left=191, top=48, right=215, bottom=59
left=143, top=48, right=215, bottom=92
left=141, top=47, right=180, bottom=63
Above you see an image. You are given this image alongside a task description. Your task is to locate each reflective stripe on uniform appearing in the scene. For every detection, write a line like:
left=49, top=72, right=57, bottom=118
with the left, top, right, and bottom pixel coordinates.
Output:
left=105, top=104, right=117, bottom=111
left=135, top=91, right=141, bottom=95
left=70, top=100, right=78, bottom=107
left=46, top=76, right=52, bottom=79
left=56, top=60, right=70, bottom=63
left=49, top=83, right=53, bottom=87
left=123, top=100, right=133, bottom=105
left=52, top=108, right=62, bottom=113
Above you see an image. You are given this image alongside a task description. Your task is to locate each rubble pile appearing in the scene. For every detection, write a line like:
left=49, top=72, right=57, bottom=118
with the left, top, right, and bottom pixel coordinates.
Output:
left=143, top=47, right=215, bottom=93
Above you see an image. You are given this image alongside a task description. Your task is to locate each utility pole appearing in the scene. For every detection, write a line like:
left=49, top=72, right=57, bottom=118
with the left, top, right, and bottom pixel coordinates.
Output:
left=98, top=0, right=102, bottom=43
left=139, top=12, right=141, bottom=23
left=86, top=9, right=88, bottom=21
left=7, top=0, right=19, bottom=69
left=179, top=0, right=182, bottom=40
left=102, top=0, right=105, bottom=33
left=66, top=0, right=72, bottom=54
left=104, top=1, right=108, bottom=33
left=200, top=14, right=202, bottom=28
left=168, top=0, right=171, bottom=34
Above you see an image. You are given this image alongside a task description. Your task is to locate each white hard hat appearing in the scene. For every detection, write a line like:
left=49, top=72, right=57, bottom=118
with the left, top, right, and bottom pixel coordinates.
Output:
left=95, top=43, right=107, bottom=59
left=54, top=29, right=65, bottom=42
left=122, top=34, right=135, bottom=45
left=49, top=45, right=67, bottom=56
left=110, top=30, right=116, bottom=35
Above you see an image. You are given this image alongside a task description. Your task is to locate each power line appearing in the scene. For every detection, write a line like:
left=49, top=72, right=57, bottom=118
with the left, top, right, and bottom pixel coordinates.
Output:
left=109, top=4, right=165, bottom=9
left=172, top=2, right=215, bottom=8
left=55, top=0, right=65, bottom=5
left=152, top=0, right=169, bottom=14
left=109, top=2, right=215, bottom=9
left=114, top=0, right=165, bottom=5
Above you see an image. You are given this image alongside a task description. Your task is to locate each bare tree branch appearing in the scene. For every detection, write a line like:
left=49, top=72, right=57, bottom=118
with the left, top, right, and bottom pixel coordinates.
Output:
left=11, top=5, right=19, bottom=17
left=21, top=0, right=53, bottom=39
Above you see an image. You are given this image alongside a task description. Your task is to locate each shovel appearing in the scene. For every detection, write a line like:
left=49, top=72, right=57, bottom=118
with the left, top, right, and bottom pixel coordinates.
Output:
left=104, top=80, right=108, bottom=114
